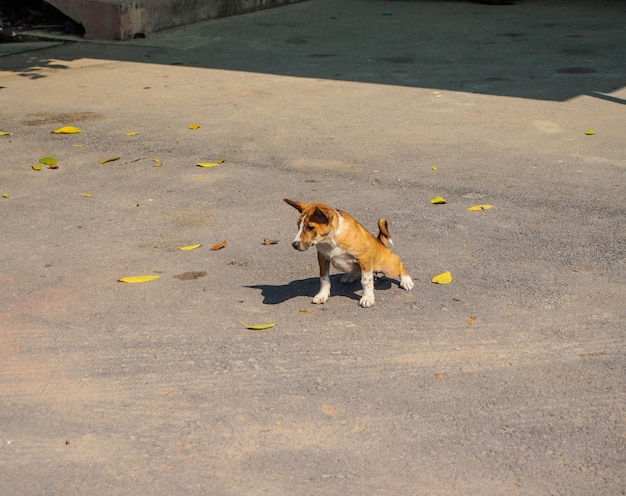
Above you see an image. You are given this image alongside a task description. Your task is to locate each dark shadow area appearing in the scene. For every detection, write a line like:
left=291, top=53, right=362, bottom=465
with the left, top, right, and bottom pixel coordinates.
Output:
left=247, top=275, right=395, bottom=305
left=1, top=0, right=625, bottom=101
left=588, top=91, right=626, bottom=105
left=247, top=276, right=357, bottom=305
left=0, top=0, right=84, bottom=40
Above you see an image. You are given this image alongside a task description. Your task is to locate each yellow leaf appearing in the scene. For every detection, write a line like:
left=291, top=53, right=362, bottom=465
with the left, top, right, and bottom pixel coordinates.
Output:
left=299, top=309, right=311, bottom=313
left=1, top=131, right=13, bottom=136
left=189, top=124, right=201, bottom=130
left=467, top=316, right=476, bottom=325
left=118, top=275, right=160, bottom=283
left=430, top=196, right=447, bottom=204
left=431, top=166, right=438, bottom=171
left=126, top=131, right=139, bottom=136
left=197, top=159, right=225, bottom=168
left=179, top=244, right=202, bottom=251
left=100, top=156, right=121, bottom=164
left=32, top=165, right=42, bottom=170
left=240, top=321, right=276, bottom=330
left=153, top=158, right=162, bottom=167
left=467, top=204, right=492, bottom=211
left=82, top=193, right=92, bottom=197
left=584, top=129, right=596, bottom=135
left=2, top=193, right=9, bottom=198
left=53, top=126, right=82, bottom=134
left=431, top=271, right=453, bottom=284
left=211, top=240, right=227, bottom=251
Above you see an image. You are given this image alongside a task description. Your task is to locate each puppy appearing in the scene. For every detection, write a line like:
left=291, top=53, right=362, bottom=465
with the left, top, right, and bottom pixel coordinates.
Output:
left=284, top=199, right=414, bottom=307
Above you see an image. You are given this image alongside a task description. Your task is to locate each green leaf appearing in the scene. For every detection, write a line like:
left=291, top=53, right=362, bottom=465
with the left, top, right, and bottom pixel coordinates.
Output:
left=39, top=157, right=58, bottom=166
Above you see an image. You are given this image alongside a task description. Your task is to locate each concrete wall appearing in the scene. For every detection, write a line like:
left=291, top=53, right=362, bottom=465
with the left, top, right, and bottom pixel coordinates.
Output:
left=46, top=0, right=306, bottom=40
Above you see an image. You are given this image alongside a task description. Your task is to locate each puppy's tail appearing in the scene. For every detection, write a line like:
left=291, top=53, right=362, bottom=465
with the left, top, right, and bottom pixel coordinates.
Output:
left=377, top=218, right=394, bottom=248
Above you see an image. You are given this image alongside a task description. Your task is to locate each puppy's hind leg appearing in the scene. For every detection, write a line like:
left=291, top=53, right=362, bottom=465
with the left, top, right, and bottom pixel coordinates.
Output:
left=400, top=273, right=414, bottom=291
left=397, top=258, right=414, bottom=291
left=381, top=254, right=414, bottom=292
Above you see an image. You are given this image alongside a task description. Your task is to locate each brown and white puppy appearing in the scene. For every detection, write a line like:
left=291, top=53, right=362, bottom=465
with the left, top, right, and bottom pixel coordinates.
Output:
left=284, top=199, right=414, bottom=307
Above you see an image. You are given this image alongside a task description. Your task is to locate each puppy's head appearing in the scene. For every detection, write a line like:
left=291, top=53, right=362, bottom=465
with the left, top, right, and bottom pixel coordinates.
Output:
left=284, top=199, right=336, bottom=251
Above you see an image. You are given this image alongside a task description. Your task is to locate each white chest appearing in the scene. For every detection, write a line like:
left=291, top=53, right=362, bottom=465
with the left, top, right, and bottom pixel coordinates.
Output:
left=317, top=243, right=359, bottom=273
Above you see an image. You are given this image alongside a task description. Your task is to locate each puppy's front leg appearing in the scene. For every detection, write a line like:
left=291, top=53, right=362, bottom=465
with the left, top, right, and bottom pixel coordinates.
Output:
left=359, top=260, right=375, bottom=308
left=313, top=250, right=331, bottom=304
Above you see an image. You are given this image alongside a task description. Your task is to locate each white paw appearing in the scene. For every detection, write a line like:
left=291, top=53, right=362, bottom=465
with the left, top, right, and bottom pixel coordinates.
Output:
left=313, top=293, right=329, bottom=304
left=400, top=275, right=414, bottom=291
left=359, top=293, right=376, bottom=308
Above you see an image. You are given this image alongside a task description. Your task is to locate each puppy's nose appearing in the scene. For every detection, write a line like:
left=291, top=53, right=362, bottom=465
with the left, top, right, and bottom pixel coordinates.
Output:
left=292, top=241, right=300, bottom=250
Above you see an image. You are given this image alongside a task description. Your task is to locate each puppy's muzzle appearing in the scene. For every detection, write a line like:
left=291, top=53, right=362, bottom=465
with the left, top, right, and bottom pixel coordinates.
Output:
left=292, top=241, right=309, bottom=251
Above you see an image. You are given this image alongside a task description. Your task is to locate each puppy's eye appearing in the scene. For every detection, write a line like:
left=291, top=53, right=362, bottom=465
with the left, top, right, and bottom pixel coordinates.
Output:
left=305, top=225, right=315, bottom=232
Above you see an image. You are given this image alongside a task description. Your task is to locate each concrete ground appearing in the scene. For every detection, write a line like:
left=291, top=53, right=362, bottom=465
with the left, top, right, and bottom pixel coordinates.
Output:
left=1, top=0, right=625, bottom=494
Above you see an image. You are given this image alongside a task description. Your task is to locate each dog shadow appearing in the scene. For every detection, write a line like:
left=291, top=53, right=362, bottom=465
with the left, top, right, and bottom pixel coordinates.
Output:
left=246, top=275, right=394, bottom=305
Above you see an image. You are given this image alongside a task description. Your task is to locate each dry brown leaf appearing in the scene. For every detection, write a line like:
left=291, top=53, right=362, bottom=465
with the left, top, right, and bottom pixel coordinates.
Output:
left=211, top=240, right=227, bottom=251
left=467, top=316, right=476, bottom=325
left=263, top=238, right=279, bottom=245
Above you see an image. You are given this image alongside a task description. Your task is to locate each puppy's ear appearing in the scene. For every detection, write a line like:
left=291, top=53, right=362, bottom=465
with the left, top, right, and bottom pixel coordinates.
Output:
left=284, top=199, right=306, bottom=212
left=310, top=206, right=331, bottom=225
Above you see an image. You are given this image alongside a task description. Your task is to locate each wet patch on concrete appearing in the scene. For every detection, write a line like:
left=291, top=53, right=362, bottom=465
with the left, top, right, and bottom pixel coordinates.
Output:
left=376, top=56, right=415, bottom=64
left=481, top=76, right=512, bottom=82
left=497, top=32, right=527, bottom=39
left=560, top=48, right=597, bottom=56
left=23, top=111, right=106, bottom=126
left=173, top=271, right=208, bottom=280
left=556, top=67, right=597, bottom=74
left=285, top=36, right=310, bottom=44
